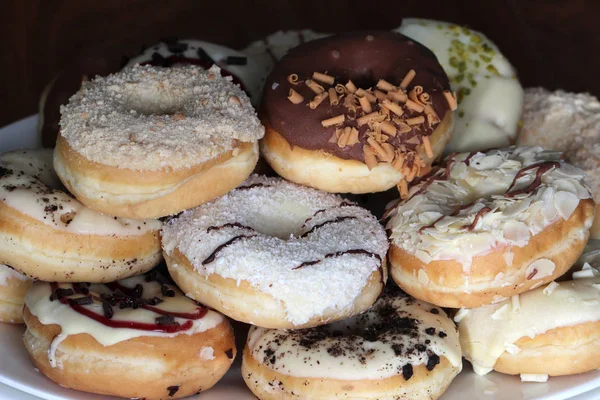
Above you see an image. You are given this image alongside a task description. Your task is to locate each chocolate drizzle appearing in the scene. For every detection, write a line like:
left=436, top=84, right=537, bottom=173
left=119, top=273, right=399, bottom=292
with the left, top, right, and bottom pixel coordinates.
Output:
left=300, top=216, right=357, bottom=238
left=207, top=222, right=255, bottom=233
left=292, top=249, right=381, bottom=270
left=461, top=206, right=492, bottom=231
left=301, top=201, right=355, bottom=227
left=505, top=161, right=560, bottom=197
left=202, top=235, right=256, bottom=265
left=49, top=277, right=207, bottom=333
left=236, top=183, right=267, bottom=190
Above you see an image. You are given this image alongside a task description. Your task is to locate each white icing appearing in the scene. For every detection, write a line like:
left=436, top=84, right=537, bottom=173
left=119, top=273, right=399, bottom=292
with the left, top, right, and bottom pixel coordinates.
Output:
left=458, top=277, right=600, bottom=375
left=386, top=147, right=591, bottom=268
left=199, top=346, right=215, bottom=361
left=397, top=18, right=523, bottom=153
left=162, top=175, right=388, bottom=326
left=0, top=263, right=29, bottom=286
left=59, top=64, right=264, bottom=171
left=247, top=289, right=461, bottom=380
left=26, top=275, right=224, bottom=368
left=0, top=149, right=161, bottom=235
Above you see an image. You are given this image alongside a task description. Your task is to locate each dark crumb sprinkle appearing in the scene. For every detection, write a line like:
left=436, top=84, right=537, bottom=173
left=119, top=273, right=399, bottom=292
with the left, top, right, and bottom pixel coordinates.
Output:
left=225, top=348, right=234, bottom=359
left=439, top=331, right=447, bottom=338
left=167, top=385, right=180, bottom=396
left=402, top=364, right=413, bottom=381
left=426, top=351, right=440, bottom=371
left=430, top=308, right=440, bottom=314
left=425, top=327, right=436, bottom=335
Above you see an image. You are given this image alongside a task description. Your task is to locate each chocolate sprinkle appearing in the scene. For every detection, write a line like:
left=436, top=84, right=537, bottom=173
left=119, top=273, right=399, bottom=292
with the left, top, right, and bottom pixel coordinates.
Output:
left=49, top=288, right=74, bottom=301
left=102, top=301, right=114, bottom=319
left=156, top=315, right=179, bottom=326
left=161, top=284, right=175, bottom=297
left=68, top=296, right=93, bottom=306
left=167, top=385, right=180, bottom=396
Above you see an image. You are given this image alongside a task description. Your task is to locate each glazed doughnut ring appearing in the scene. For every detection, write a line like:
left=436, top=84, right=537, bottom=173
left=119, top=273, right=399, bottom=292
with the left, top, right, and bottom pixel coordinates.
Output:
left=54, top=64, right=264, bottom=219
left=386, top=146, right=595, bottom=308
left=242, top=285, right=462, bottom=400
left=0, top=149, right=162, bottom=282
left=0, top=264, right=32, bottom=324
left=261, top=31, right=455, bottom=194
left=457, top=254, right=600, bottom=378
left=23, top=272, right=236, bottom=399
left=162, top=175, right=388, bottom=329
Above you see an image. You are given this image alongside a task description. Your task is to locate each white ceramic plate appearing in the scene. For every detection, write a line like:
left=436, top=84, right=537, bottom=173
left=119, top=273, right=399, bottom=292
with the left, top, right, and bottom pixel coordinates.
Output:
left=1, top=116, right=600, bottom=400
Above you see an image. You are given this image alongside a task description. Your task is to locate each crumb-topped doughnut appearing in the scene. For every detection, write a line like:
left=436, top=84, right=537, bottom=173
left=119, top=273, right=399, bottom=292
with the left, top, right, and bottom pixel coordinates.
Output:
left=0, top=149, right=162, bottom=282
left=385, top=146, right=595, bottom=308
left=261, top=31, right=455, bottom=194
left=457, top=258, right=600, bottom=378
left=242, top=285, right=462, bottom=400
left=519, top=88, right=600, bottom=239
left=0, top=264, right=32, bottom=324
left=162, top=175, right=388, bottom=329
left=54, top=64, right=264, bottom=219
left=398, top=19, right=523, bottom=153
left=23, top=271, right=236, bottom=399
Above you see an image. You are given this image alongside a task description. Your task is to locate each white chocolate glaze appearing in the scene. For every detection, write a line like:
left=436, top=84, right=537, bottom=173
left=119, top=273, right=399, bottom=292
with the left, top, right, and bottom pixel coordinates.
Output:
left=386, top=147, right=592, bottom=269
left=162, top=175, right=388, bottom=326
left=59, top=64, right=264, bottom=171
left=126, top=38, right=274, bottom=106
left=247, top=286, right=461, bottom=380
left=25, top=273, right=224, bottom=368
left=458, top=268, right=600, bottom=375
left=397, top=18, right=523, bottom=153
left=0, top=149, right=161, bottom=235
left=0, top=263, right=29, bottom=286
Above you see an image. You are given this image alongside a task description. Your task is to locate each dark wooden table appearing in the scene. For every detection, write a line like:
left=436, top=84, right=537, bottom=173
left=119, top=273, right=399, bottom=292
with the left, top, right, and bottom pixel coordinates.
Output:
left=2, top=0, right=599, bottom=127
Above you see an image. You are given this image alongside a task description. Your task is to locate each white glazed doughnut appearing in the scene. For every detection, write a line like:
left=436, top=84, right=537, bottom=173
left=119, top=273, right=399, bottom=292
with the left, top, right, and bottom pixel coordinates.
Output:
left=23, top=272, right=236, bottom=399
left=397, top=18, right=523, bottom=153
left=126, top=38, right=273, bottom=105
left=386, top=146, right=595, bottom=308
left=457, top=253, right=600, bottom=378
left=54, top=64, right=264, bottom=219
left=0, top=264, right=31, bottom=324
left=242, top=285, right=462, bottom=400
left=519, top=88, right=600, bottom=239
left=0, top=149, right=162, bottom=282
left=162, top=175, right=388, bottom=329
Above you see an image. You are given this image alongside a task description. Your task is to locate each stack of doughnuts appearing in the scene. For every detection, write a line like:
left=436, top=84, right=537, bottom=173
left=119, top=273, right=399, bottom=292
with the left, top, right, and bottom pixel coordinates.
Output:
left=4, top=22, right=599, bottom=400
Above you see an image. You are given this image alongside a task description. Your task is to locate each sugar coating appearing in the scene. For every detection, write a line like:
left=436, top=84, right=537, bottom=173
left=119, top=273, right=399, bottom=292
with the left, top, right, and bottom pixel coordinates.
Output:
left=520, top=88, right=600, bottom=202
left=59, top=64, right=264, bottom=171
left=387, top=147, right=592, bottom=269
left=162, top=175, right=389, bottom=325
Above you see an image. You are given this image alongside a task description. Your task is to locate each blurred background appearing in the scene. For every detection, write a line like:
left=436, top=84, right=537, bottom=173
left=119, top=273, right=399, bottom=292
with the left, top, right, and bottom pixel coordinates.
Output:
left=2, top=0, right=599, bottom=126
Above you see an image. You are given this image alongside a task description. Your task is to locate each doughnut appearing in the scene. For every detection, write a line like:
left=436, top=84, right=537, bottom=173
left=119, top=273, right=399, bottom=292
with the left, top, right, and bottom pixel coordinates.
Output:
left=0, top=149, right=162, bottom=282
left=385, top=146, right=595, bottom=308
left=519, top=88, right=600, bottom=239
left=126, top=37, right=272, bottom=105
left=398, top=18, right=523, bottom=153
left=456, top=256, right=600, bottom=378
left=0, top=264, right=32, bottom=324
left=23, top=271, right=236, bottom=399
left=242, top=284, right=462, bottom=400
left=260, top=31, right=455, bottom=194
left=162, top=175, right=388, bottom=329
left=54, top=64, right=264, bottom=219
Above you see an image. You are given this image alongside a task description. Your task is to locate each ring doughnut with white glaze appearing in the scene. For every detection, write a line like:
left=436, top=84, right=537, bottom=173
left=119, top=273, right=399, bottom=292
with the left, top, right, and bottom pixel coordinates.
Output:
left=0, top=264, right=32, bottom=324
left=385, top=146, right=595, bottom=308
left=23, top=271, right=236, bottom=399
left=0, top=149, right=162, bottom=282
left=162, top=175, right=388, bottom=329
left=457, top=248, right=600, bottom=379
left=54, top=64, right=264, bottom=219
left=242, top=284, right=462, bottom=400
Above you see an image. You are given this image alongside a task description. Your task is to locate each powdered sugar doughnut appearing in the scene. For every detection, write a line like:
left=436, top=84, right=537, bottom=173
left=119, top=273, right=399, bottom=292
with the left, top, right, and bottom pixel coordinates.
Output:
left=385, top=147, right=595, bottom=308
left=0, top=264, right=32, bottom=324
left=242, top=284, right=462, bottom=400
left=54, top=64, right=264, bottom=219
left=0, top=149, right=162, bottom=282
left=162, top=175, right=388, bottom=329
left=23, top=271, right=235, bottom=399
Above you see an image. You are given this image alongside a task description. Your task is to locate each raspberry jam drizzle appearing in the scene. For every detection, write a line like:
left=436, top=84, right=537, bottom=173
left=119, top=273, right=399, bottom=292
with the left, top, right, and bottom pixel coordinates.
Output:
left=49, top=280, right=206, bottom=333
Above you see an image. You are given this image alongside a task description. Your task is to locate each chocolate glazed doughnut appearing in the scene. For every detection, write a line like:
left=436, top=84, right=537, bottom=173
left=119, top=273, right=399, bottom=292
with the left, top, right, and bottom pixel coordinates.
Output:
left=261, top=31, right=455, bottom=194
